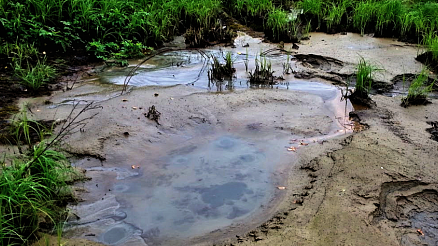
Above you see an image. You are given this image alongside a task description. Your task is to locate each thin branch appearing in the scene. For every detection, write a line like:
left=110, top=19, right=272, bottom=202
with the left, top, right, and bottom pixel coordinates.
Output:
left=121, top=48, right=210, bottom=94
left=23, top=101, right=102, bottom=172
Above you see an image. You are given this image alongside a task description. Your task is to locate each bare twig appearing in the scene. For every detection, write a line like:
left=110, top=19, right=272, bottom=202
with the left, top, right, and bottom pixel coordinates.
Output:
left=23, top=101, right=102, bottom=172
left=121, top=48, right=209, bottom=94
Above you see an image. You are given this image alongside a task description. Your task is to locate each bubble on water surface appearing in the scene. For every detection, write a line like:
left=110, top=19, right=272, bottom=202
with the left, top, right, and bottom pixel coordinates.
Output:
left=239, top=154, right=255, bottom=162
left=113, top=184, right=130, bottom=193
left=101, top=223, right=139, bottom=245
left=215, top=136, right=237, bottom=149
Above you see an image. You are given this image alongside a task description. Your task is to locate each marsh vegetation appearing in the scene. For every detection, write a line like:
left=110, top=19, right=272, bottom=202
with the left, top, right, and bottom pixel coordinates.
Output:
left=401, top=68, right=435, bottom=107
left=208, top=51, right=236, bottom=81
left=0, top=112, right=79, bottom=245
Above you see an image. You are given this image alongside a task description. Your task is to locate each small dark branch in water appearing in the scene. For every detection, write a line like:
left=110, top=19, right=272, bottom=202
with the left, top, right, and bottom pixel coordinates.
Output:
left=145, top=105, right=161, bottom=125
left=65, top=73, right=80, bottom=91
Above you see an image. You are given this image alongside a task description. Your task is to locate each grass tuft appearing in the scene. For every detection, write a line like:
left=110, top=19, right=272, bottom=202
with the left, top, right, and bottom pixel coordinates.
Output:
left=354, top=57, right=380, bottom=97
left=401, top=67, right=435, bottom=107
left=0, top=142, right=79, bottom=245
left=209, top=51, right=235, bottom=81
left=249, top=53, right=276, bottom=86
left=14, top=60, right=56, bottom=91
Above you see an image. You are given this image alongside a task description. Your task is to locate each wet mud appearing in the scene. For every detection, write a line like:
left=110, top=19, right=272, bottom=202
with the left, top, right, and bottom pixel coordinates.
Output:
left=8, top=32, right=438, bottom=246
left=416, top=51, right=438, bottom=74
left=426, top=121, right=438, bottom=142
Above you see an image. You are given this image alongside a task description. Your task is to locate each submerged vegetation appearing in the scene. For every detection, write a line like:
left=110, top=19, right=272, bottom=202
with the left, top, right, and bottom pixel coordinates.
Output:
left=209, top=51, right=235, bottom=81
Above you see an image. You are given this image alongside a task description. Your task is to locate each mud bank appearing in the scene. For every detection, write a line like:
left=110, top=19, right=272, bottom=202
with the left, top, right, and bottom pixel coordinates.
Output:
left=292, top=33, right=424, bottom=85
left=25, top=81, right=355, bottom=245
left=225, top=95, right=438, bottom=246
left=16, top=32, right=438, bottom=246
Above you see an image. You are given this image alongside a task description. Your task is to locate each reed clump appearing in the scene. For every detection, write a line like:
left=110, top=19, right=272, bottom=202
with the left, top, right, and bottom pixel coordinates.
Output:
left=401, top=68, right=435, bottom=107
left=346, top=57, right=381, bottom=107
left=0, top=112, right=81, bottom=246
left=209, top=51, right=236, bottom=81
left=249, top=54, right=277, bottom=86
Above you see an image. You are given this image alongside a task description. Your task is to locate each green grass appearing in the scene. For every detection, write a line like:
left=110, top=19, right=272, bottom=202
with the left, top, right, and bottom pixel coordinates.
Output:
left=354, top=57, right=380, bottom=97
left=14, top=60, right=57, bottom=91
left=0, top=109, right=82, bottom=245
left=231, top=0, right=273, bottom=18
left=0, top=42, right=39, bottom=64
left=325, top=0, right=351, bottom=30
left=249, top=53, right=276, bottom=85
left=0, top=141, right=79, bottom=245
left=423, top=31, right=438, bottom=61
left=375, top=0, right=405, bottom=33
left=0, top=0, right=223, bottom=55
left=265, top=7, right=300, bottom=42
left=2, top=0, right=438, bottom=56
left=266, top=8, right=289, bottom=41
left=299, top=0, right=324, bottom=27
left=209, top=51, right=235, bottom=81
left=352, top=0, right=377, bottom=35
left=401, top=67, right=435, bottom=107
left=2, top=0, right=438, bottom=63
left=11, top=110, right=48, bottom=148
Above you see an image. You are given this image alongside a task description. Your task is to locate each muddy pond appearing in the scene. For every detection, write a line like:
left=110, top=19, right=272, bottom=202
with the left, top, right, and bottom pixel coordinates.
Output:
left=25, top=33, right=367, bottom=246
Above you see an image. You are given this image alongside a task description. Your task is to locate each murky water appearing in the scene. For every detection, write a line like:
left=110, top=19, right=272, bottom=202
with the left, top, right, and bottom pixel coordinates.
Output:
left=64, top=34, right=358, bottom=246
left=98, top=33, right=300, bottom=92
left=67, top=91, right=355, bottom=246
left=69, top=117, right=353, bottom=245
left=113, top=135, right=275, bottom=243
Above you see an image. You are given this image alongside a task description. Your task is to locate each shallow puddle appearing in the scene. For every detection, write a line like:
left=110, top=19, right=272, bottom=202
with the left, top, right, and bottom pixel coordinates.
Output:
left=64, top=34, right=360, bottom=245
left=67, top=88, right=356, bottom=245
left=69, top=124, right=353, bottom=245
left=114, top=135, right=274, bottom=242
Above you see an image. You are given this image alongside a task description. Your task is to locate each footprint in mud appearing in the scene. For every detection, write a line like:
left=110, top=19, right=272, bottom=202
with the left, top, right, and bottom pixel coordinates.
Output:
left=373, top=181, right=438, bottom=246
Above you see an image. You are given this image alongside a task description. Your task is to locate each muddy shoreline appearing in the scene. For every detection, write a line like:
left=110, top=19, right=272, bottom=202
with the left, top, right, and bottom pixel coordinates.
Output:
left=5, top=32, right=437, bottom=246
left=221, top=95, right=438, bottom=246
